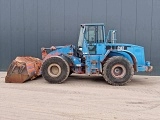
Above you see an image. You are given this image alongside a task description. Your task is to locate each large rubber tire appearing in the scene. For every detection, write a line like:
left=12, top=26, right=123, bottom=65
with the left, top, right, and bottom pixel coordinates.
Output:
left=102, top=56, right=134, bottom=86
left=41, top=56, right=70, bottom=83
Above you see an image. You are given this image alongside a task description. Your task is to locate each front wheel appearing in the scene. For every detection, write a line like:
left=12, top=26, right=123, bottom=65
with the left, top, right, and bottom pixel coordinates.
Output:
left=102, top=56, right=134, bottom=86
left=41, top=56, right=70, bottom=83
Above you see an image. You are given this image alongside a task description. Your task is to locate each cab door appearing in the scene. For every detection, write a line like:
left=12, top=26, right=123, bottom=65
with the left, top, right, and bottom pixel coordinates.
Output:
left=85, top=25, right=105, bottom=55
left=85, top=26, right=97, bottom=54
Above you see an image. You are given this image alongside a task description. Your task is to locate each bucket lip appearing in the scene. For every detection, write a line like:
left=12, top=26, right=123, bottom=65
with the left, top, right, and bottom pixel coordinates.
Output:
left=5, top=73, right=30, bottom=83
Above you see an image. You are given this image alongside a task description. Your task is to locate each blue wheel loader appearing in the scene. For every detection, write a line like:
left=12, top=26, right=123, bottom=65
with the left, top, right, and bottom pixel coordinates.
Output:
left=40, top=23, right=153, bottom=86
left=5, top=23, right=153, bottom=85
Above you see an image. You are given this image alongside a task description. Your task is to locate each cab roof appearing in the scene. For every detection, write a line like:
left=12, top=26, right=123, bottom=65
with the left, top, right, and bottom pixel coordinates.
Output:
left=81, top=23, right=104, bottom=26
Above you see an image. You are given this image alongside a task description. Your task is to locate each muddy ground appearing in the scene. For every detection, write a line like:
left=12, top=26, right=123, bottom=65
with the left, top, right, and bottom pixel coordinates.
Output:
left=0, top=72, right=160, bottom=120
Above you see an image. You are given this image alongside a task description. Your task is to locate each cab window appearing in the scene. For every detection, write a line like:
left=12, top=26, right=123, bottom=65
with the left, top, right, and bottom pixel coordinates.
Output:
left=85, top=26, right=96, bottom=43
left=97, top=26, right=104, bottom=43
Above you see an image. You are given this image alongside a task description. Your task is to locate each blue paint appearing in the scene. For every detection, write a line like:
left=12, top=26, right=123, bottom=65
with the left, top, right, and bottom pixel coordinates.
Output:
left=43, top=23, right=152, bottom=75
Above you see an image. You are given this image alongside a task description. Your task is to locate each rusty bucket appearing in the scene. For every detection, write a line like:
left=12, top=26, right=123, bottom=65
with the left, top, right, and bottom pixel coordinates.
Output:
left=5, top=57, right=42, bottom=83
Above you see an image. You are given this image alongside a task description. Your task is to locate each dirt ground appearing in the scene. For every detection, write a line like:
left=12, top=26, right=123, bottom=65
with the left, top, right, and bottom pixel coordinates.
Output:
left=0, top=72, right=160, bottom=120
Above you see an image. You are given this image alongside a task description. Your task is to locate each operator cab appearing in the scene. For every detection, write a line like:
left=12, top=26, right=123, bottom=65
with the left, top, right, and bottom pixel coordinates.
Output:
left=78, top=23, right=106, bottom=55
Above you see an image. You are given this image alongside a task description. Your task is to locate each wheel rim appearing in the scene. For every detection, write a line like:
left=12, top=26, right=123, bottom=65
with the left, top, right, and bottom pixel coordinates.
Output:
left=111, top=64, right=126, bottom=79
left=47, top=64, right=61, bottom=77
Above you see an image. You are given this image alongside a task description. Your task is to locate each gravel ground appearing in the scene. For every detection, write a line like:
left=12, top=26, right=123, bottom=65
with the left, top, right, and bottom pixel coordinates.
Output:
left=0, top=72, right=160, bottom=120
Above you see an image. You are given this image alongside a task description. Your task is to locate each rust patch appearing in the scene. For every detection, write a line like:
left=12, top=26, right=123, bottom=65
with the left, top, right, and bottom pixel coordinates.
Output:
left=5, top=57, right=42, bottom=83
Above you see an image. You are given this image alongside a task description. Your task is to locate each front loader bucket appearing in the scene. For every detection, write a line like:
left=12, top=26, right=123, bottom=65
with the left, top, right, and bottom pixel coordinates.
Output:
left=5, top=57, right=42, bottom=83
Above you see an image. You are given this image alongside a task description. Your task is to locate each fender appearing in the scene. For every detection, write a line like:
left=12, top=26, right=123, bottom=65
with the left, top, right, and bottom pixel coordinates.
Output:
left=43, top=53, right=73, bottom=67
left=59, top=54, right=74, bottom=67
left=102, top=50, right=137, bottom=71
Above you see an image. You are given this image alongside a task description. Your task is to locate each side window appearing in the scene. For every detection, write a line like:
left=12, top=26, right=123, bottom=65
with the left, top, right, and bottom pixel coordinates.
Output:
left=97, top=26, right=104, bottom=43
left=85, top=26, right=96, bottom=43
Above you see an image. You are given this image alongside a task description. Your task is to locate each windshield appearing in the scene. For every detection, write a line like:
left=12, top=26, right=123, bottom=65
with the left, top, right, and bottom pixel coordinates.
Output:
left=78, top=27, right=84, bottom=48
left=84, top=25, right=104, bottom=43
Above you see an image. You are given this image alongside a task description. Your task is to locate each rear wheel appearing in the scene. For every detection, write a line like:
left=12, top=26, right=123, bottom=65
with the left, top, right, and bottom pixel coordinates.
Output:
left=42, top=57, right=70, bottom=83
left=102, top=56, right=134, bottom=86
